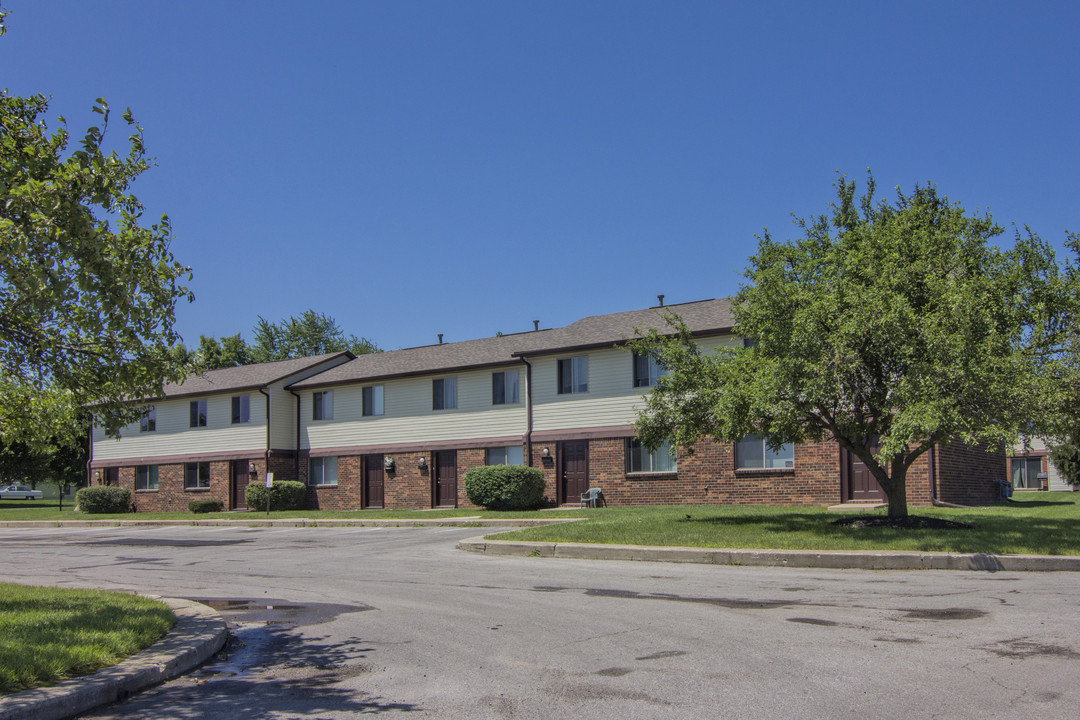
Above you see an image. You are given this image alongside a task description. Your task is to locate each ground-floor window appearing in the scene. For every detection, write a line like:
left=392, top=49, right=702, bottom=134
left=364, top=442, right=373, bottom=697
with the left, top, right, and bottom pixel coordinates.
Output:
left=1010, top=456, right=1043, bottom=489
left=184, top=462, right=210, bottom=489
left=486, top=445, right=524, bottom=465
left=309, top=456, right=339, bottom=486
left=135, top=465, right=159, bottom=491
left=626, top=438, right=676, bottom=473
left=735, top=435, right=794, bottom=469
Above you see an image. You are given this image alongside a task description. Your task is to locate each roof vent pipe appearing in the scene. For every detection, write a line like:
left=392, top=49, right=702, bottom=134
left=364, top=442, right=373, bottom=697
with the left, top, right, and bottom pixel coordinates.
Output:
left=438, top=333, right=443, bottom=344
left=533, top=320, right=539, bottom=331
left=657, top=294, right=665, bottom=307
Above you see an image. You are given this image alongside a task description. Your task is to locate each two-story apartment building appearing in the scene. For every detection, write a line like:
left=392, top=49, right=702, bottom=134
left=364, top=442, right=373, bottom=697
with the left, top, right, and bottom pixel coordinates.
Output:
left=91, top=299, right=1004, bottom=511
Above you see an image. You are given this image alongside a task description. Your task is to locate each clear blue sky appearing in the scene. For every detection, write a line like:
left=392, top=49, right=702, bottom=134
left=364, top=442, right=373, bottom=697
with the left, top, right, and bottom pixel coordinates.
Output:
left=3, top=1, right=1077, bottom=351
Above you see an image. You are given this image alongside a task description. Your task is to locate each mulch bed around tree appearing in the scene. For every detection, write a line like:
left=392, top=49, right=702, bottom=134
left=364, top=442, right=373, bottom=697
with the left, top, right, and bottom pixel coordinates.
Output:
left=831, top=515, right=973, bottom=530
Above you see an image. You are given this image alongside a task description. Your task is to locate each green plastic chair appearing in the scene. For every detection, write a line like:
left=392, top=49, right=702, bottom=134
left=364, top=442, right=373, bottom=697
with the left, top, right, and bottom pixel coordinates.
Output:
left=580, top=488, right=601, bottom=508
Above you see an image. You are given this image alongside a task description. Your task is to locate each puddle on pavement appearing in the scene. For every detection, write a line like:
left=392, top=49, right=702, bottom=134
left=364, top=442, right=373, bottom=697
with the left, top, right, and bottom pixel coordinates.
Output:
left=192, top=597, right=374, bottom=627
left=537, top=586, right=800, bottom=610
left=901, top=608, right=987, bottom=621
left=787, top=617, right=839, bottom=626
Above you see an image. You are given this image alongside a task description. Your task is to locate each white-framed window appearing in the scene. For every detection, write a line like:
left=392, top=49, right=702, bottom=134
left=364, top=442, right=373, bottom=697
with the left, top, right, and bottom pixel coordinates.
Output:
left=735, top=435, right=794, bottom=469
left=135, top=465, right=159, bottom=490
left=313, top=391, right=333, bottom=420
left=492, top=370, right=519, bottom=405
left=433, top=377, right=457, bottom=410
left=140, top=406, right=156, bottom=433
left=486, top=446, right=524, bottom=466
left=309, top=456, right=338, bottom=486
left=632, top=352, right=665, bottom=388
left=189, top=399, right=207, bottom=428
left=232, top=395, right=250, bottom=424
left=363, top=385, right=384, bottom=416
left=558, top=356, right=588, bottom=394
left=626, top=438, right=676, bottom=473
left=184, top=462, right=210, bottom=489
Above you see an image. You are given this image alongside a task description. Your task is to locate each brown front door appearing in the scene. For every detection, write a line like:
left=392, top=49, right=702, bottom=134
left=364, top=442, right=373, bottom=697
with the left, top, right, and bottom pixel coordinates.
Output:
left=433, top=451, right=457, bottom=507
left=560, top=440, right=589, bottom=504
left=842, top=448, right=885, bottom=502
left=231, top=460, right=249, bottom=509
left=364, top=455, right=385, bottom=509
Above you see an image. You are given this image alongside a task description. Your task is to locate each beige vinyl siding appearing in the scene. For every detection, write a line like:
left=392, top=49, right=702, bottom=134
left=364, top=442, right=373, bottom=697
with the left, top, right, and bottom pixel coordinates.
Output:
left=92, top=393, right=267, bottom=461
left=268, top=383, right=297, bottom=449
left=302, top=367, right=527, bottom=450
left=531, top=334, right=737, bottom=432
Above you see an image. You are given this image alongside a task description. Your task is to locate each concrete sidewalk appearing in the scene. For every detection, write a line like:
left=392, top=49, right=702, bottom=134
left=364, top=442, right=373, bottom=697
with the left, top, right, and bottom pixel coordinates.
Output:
left=457, top=536, right=1080, bottom=571
left=0, top=597, right=227, bottom=720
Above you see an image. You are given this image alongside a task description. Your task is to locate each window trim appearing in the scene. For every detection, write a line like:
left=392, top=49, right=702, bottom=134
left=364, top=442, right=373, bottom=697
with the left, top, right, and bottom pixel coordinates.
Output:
left=184, top=461, right=211, bottom=490
left=625, top=438, right=677, bottom=474
left=558, top=356, right=589, bottom=394
left=140, top=406, right=156, bottom=433
left=362, top=385, right=384, bottom=417
left=308, top=456, right=339, bottom=486
left=135, top=464, right=159, bottom=491
left=231, top=394, right=250, bottom=424
left=492, top=370, right=519, bottom=405
left=734, top=435, right=795, bottom=471
left=485, top=445, right=524, bottom=466
left=313, top=390, right=333, bottom=421
left=189, top=399, right=207, bottom=428
left=433, top=377, right=457, bottom=410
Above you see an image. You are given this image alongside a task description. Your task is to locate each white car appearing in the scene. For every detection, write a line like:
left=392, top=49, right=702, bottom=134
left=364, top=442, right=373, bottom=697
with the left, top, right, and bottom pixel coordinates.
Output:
left=0, top=484, right=43, bottom=500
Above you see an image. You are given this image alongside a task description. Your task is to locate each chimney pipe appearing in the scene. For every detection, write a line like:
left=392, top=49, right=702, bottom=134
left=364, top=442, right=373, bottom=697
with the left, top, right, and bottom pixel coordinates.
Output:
left=657, top=294, right=665, bottom=307
left=533, top=320, right=539, bottom=331
left=437, top=333, right=443, bottom=344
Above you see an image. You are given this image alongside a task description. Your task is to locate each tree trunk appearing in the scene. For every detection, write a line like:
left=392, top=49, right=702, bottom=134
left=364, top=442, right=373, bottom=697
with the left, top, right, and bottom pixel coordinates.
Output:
left=886, top=459, right=909, bottom=518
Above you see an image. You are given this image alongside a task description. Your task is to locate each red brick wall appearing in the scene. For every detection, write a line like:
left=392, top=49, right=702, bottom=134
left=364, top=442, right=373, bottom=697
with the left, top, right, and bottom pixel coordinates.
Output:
left=122, top=457, right=267, bottom=512
left=934, top=440, right=1005, bottom=505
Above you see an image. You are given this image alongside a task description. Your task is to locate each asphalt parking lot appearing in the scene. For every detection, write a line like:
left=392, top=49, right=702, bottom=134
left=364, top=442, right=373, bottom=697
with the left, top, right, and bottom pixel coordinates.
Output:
left=2, top=524, right=1078, bottom=719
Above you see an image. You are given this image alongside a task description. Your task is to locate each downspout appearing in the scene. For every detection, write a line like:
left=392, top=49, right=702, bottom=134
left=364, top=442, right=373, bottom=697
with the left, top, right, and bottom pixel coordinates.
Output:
left=86, top=418, right=94, bottom=488
left=289, top=389, right=302, bottom=477
left=520, top=356, right=533, bottom=466
left=259, top=388, right=271, bottom=476
left=928, top=443, right=937, bottom=503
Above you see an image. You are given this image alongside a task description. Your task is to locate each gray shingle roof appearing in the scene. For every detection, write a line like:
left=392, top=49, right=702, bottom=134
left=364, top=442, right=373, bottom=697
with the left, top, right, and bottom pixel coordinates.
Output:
left=160, top=352, right=353, bottom=399
left=288, top=298, right=733, bottom=390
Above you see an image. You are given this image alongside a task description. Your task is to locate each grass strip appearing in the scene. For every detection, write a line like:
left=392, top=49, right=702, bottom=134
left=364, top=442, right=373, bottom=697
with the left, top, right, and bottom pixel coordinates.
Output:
left=487, top=493, right=1080, bottom=556
left=0, top=584, right=175, bottom=694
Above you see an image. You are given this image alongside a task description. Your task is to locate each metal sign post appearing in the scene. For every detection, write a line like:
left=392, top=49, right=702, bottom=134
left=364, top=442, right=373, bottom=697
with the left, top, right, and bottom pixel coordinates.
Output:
left=265, top=472, right=273, bottom=517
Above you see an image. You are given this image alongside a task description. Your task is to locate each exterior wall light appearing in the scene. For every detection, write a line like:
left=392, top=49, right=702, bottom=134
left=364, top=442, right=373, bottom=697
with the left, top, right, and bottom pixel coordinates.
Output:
left=542, top=447, right=550, bottom=457
left=418, top=455, right=428, bottom=470
left=248, top=462, right=257, bottom=474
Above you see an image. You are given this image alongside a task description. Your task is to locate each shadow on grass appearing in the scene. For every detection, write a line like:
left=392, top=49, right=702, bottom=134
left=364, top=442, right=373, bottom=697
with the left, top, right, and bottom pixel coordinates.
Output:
left=1003, top=499, right=1075, bottom=507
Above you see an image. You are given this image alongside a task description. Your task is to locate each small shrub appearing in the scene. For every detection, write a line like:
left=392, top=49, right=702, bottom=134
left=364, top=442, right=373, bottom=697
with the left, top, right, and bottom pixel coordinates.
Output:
left=75, top=486, right=132, bottom=514
left=245, top=480, right=307, bottom=511
left=188, top=499, right=224, bottom=514
left=464, top=465, right=545, bottom=510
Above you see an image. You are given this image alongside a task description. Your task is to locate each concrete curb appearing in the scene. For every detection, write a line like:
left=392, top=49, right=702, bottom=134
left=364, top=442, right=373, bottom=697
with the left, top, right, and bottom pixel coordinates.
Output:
left=0, top=597, right=228, bottom=720
left=0, top=517, right=576, bottom=529
left=456, top=536, right=1080, bottom=572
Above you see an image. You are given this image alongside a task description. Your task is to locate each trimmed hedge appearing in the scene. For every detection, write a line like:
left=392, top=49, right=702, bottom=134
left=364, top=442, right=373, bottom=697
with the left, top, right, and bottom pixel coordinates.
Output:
left=188, top=499, right=224, bottom=514
left=76, top=486, right=132, bottom=514
left=245, top=480, right=307, bottom=511
left=464, top=465, right=545, bottom=510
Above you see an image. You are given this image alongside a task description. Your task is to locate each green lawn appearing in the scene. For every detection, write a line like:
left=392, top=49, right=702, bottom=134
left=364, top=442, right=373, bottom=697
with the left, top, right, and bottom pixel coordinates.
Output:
left=489, top=492, right=1080, bottom=556
left=0, top=584, right=175, bottom=694
left=0, top=499, right=589, bottom=522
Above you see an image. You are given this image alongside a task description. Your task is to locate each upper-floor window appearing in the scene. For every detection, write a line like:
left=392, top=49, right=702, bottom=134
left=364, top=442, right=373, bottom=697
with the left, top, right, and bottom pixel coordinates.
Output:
left=558, top=356, right=588, bottom=394
left=433, top=377, right=457, bottom=410
left=232, top=395, right=250, bottom=424
left=309, top=456, right=338, bottom=486
left=189, top=399, right=207, bottom=428
left=486, top=445, right=524, bottom=466
left=184, top=461, right=210, bottom=489
left=626, top=438, right=676, bottom=473
left=313, top=391, right=333, bottom=420
left=743, top=337, right=757, bottom=348
left=632, top=352, right=665, bottom=388
left=135, top=465, right=159, bottom=490
left=140, top=406, right=156, bottom=433
left=363, top=385, right=384, bottom=416
left=492, top=370, right=519, bottom=405
left=735, top=434, right=794, bottom=470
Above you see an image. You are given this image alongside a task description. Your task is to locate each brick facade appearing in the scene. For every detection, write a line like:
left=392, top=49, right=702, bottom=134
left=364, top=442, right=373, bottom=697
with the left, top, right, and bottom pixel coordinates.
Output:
left=102, top=436, right=1003, bottom=512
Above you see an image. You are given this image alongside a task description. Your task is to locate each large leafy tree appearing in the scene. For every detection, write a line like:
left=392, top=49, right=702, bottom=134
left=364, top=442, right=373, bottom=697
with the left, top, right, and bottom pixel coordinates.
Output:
left=250, top=310, right=378, bottom=362
left=1, top=14, right=193, bottom=445
left=633, top=175, right=1075, bottom=518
